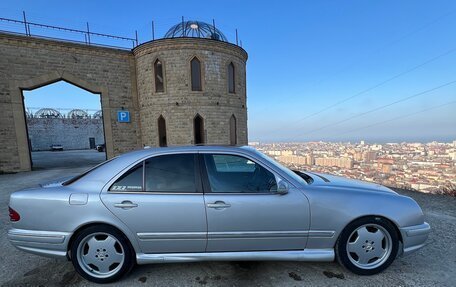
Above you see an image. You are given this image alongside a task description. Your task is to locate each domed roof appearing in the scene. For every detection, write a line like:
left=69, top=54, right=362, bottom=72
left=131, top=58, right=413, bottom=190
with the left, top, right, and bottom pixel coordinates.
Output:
left=35, top=108, right=62, bottom=118
left=93, top=110, right=103, bottom=119
left=68, top=109, right=89, bottom=119
left=164, top=20, right=228, bottom=42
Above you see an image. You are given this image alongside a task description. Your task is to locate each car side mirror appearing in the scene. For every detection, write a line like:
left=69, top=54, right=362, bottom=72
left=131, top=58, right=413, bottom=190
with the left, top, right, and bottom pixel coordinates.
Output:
left=276, top=179, right=289, bottom=195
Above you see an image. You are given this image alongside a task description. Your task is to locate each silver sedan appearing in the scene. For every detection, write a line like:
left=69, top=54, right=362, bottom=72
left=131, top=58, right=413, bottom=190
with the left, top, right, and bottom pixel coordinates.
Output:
left=7, top=146, right=430, bottom=283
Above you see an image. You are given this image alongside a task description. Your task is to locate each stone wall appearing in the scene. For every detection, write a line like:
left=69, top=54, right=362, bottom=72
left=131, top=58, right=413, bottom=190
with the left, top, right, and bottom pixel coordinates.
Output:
left=27, top=118, right=104, bottom=151
left=0, top=33, right=141, bottom=172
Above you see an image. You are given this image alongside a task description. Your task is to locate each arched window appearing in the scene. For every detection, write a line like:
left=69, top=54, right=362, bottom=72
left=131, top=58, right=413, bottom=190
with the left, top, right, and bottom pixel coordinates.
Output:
left=194, top=114, right=205, bottom=144
left=229, top=114, right=237, bottom=145
left=228, top=62, right=235, bottom=93
left=154, top=59, right=164, bottom=93
left=191, top=57, right=202, bottom=91
left=158, top=115, right=167, bottom=147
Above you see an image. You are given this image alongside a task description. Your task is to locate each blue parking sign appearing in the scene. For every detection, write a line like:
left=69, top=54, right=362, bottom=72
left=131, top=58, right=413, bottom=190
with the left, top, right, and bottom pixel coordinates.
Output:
left=117, top=111, right=130, bottom=123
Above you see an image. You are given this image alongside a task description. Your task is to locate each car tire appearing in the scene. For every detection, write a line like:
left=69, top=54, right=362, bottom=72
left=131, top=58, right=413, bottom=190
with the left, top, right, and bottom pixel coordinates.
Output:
left=336, top=216, right=399, bottom=275
left=70, top=225, right=135, bottom=283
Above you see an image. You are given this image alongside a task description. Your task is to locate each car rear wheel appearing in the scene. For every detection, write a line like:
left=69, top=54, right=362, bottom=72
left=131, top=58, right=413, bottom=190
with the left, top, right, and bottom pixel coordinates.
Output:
left=336, top=217, right=399, bottom=275
left=70, top=225, right=134, bottom=283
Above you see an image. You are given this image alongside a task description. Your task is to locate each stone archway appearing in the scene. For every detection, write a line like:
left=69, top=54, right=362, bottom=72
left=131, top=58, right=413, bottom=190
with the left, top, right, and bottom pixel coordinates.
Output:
left=11, top=71, right=113, bottom=171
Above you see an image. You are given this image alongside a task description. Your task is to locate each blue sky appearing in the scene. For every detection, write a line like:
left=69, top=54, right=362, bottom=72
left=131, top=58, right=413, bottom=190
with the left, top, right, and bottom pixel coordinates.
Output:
left=3, top=0, right=456, bottom=142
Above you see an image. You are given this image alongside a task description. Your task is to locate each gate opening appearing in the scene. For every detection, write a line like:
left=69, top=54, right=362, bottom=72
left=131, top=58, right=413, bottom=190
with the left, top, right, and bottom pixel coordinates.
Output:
left=22, top=80, right=107, bottom=170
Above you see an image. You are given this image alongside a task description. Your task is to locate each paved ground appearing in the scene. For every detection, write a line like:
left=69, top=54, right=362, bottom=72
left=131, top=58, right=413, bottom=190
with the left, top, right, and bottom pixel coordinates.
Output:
left=0, top=164, right=455, bottom=286
left=31, top=150, right=106, bottom=170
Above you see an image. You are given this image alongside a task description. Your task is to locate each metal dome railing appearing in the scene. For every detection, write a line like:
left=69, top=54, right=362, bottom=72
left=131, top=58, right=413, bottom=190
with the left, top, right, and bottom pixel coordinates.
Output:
left=93, top=110, right=103, bottom=119
left=164, top=20, right=228, bottom=42
left=68, top=109, right=89, bottom=119
left=35, top=108, right=62, bottom=118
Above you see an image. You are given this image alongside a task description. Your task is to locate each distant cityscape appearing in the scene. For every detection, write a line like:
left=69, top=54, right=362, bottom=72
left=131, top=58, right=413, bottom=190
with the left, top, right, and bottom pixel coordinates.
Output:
left=250, top=140, right=456, bottom=194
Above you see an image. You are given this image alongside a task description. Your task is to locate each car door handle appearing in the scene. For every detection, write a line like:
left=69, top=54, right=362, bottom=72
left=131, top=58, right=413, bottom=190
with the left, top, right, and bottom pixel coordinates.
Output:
left=114, top=201, right=138, bottom=209
left=207, top=201, right=231, bottom=209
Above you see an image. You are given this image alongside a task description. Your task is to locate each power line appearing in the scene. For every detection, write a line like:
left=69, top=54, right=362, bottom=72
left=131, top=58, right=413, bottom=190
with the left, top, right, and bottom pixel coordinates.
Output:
left=294, top=79, right=456, bottom=137
left=309, top=8, right=456, bottom=88
left=274, top=46, right=456, bottom=134
left=339, top=100, right=456, bottom=135
left=262, top=9, right=456, bottom=128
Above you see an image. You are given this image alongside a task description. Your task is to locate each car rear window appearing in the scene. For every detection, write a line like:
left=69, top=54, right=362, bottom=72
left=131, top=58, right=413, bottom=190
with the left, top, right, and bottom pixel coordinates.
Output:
left=62, top=158, right=114, bottom=186
left=109, top=163, right=143, bottom=191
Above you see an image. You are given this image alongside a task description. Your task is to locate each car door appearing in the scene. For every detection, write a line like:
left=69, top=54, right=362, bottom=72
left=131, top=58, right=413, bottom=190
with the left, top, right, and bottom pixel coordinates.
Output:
left=101, top=153, right=207, bottom=254
left=200, top=152, right=310, bottom=252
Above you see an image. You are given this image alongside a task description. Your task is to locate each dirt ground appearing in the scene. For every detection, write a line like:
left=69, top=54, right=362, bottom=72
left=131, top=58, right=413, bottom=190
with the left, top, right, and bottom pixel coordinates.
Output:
left=0, top=164, right=455, bottom=286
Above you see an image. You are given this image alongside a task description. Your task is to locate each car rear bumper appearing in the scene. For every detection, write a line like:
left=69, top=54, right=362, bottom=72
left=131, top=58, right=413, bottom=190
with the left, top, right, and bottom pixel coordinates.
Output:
left=7, top=228, right=71, bottom=258
left=399, top=222, right=431, bottom=256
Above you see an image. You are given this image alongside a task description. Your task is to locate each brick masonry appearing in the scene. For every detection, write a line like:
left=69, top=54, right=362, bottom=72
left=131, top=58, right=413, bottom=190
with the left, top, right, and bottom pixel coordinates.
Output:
left=0, top=33, right=248, bottom=172
left=133, top=38, right=248, bottom=146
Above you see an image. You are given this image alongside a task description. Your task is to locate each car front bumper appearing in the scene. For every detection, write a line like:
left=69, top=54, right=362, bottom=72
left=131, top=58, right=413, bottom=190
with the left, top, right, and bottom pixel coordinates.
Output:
left=7, top=228, right=71, bottom=258
left=399, top=222, right=431, bottom=255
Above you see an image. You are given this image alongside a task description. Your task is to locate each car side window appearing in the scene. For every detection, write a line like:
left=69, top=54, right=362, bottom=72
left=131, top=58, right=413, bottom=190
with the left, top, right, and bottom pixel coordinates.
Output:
left=109, top=163, right=143, bottom=192
left=203, top=154, right=277, bottom=193
left=145, top=154, right=197, bottom=192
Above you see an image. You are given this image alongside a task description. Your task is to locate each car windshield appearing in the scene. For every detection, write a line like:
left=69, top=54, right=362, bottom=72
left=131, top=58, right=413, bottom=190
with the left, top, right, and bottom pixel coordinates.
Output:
left=62, top=158, right=115, bottom=186
left=251, top=148, right=309, bottom=186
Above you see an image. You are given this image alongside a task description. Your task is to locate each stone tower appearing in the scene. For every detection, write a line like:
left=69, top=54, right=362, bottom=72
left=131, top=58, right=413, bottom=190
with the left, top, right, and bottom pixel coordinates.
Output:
left=133, top=20, right=248, bottom=147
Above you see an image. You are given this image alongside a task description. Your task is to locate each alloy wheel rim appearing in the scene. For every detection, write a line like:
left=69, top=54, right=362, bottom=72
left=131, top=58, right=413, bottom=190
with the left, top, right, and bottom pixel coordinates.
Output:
left=76, top=232, right=125, bottom=278
left=346, top=223, right=392, bottom=269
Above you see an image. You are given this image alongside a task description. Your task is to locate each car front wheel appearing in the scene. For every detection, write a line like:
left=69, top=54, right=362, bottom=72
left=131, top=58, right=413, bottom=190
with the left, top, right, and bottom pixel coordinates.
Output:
left=70, top=225, right=134, bottom=283
left=336, top=216, right=399, bottom=275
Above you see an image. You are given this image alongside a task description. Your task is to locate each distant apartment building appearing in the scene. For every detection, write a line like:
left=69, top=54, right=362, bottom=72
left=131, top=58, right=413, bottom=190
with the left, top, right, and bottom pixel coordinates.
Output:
left=315, top=157, right=353, bottom=169
left=371, top=144, right=383, bottom=151
left=277, top=155, right=307, bottom=165
left=354, top=151, right=364, bottom=161
left=377, top=158, right=394, bottom=165
left=379, top=163, right=393, bottom=174
left=363, top=151, right=377, bottom=162
left=266, top=150, right=293, bottom=156
left=449, top=152, right=456, bottom=161
left=306, top=154, right=315, bottom=165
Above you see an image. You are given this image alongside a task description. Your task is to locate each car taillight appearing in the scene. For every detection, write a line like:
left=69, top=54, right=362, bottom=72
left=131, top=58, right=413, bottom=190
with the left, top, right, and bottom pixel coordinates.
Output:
left=9, top=206, right=20, bottom=222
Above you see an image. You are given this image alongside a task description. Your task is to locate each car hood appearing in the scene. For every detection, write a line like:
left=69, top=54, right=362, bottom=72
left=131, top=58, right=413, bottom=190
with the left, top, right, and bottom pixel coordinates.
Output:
left=307, top=172, right=397, bottom=194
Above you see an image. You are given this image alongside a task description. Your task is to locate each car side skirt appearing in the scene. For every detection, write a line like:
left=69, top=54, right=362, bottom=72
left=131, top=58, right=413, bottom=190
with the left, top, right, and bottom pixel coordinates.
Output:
left=136, top=249, right=335, bottom=264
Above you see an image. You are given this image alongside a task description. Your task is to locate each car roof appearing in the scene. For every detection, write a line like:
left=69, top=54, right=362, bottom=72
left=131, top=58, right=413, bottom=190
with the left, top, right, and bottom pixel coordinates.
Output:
left=117, top=145, right=255, bottom=160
